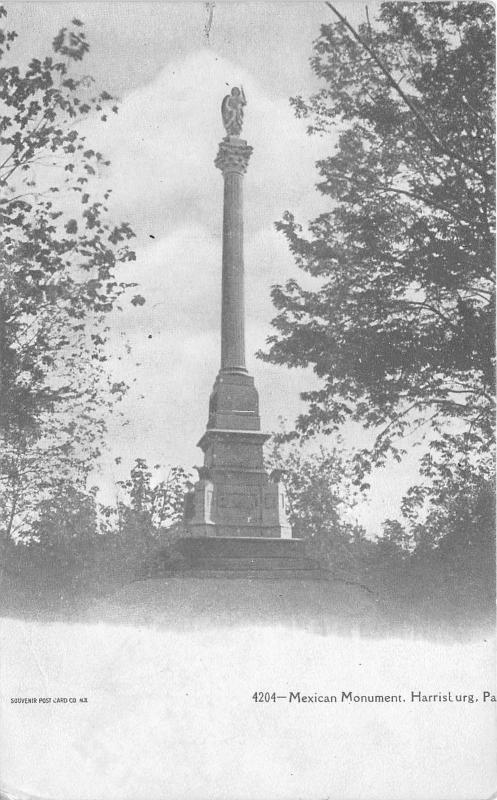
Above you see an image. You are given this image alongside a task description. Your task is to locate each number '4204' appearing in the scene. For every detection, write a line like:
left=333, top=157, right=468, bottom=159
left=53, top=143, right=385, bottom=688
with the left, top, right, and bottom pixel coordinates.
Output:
left=252, top=691, right=277, bottom=702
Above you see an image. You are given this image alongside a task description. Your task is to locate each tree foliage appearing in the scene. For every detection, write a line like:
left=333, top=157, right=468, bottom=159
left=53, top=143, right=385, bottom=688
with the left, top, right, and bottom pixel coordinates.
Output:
left=116, top=458, right=193, bottom=532
left=0, top=8, right=141, bottom=537
left=266, top=428, right=494, bottom=627
left=261, top=2, right=495, bottom=471
left=266, top=431, right=369, bottom=576
left=0, top=459, right=193, bottom=614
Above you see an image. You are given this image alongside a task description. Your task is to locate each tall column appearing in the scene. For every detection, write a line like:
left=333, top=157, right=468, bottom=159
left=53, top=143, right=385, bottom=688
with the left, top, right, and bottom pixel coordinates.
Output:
left=183, top=86, right=292, bottom=539
left=215, top=136, right=252, bottom=374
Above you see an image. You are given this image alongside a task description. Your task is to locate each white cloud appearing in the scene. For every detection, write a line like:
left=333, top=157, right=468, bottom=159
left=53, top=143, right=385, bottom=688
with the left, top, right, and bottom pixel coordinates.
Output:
left=86, top=48, right=328, bottom=234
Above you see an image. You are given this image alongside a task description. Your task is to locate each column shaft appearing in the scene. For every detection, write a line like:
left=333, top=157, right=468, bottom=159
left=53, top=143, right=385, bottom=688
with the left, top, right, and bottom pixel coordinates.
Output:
left=221, top=170, right=246, bottom=373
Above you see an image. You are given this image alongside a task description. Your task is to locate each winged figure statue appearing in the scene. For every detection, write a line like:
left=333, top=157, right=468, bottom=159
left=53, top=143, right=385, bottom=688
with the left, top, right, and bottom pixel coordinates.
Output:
left=221, top=86, right=246, bottom=136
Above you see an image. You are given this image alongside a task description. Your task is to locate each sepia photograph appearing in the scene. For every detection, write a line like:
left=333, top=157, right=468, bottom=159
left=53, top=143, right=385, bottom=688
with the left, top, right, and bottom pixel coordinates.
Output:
left=0, top=1, right=495, bottom=798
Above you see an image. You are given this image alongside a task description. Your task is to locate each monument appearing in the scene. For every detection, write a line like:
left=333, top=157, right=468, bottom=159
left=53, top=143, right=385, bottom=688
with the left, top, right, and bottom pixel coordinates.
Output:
left=185, top=87, right=292, bottom=540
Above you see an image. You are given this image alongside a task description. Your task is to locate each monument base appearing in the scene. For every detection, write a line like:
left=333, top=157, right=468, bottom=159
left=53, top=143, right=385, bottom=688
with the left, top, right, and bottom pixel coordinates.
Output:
left=185, top=427, right=292, bottom=539
left=185, top=368, right=293, bottom=540
left=188, top=524, right=293, bottom=539
left=176, top=536, right=321, bottom=578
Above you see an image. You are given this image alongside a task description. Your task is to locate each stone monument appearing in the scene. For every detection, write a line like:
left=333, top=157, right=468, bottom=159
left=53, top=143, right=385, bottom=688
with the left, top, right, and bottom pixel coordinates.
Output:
left=185, top=87, right=292, bottom=540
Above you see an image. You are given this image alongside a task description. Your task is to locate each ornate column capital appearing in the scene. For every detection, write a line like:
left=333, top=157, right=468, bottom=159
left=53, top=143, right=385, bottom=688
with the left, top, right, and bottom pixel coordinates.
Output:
left=215, top=136, right=253, bottom=175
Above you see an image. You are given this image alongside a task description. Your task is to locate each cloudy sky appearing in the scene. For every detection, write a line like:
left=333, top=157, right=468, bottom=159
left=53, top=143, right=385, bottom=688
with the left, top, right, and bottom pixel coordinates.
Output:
left=7, top=1, right=421, bottom=531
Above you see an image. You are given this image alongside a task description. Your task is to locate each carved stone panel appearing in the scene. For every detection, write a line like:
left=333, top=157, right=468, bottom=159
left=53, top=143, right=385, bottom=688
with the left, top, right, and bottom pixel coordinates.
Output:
left=216, top=486, right=262, bottom=525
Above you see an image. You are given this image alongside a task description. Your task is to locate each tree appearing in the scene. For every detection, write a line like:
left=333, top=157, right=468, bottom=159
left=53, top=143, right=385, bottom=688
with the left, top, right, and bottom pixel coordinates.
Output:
left=260, top=3, right=495, bottom=474
left=116, top=458, right=193, bottom=532
left=0, top=9, right=142, bottom=538
left=265, top=430, right=370, bottom=578
left=111, top=459, right=193, bottom=580
left=0, top=460, right=193, bottom=608
left=402, top=429, right=495, bottom=600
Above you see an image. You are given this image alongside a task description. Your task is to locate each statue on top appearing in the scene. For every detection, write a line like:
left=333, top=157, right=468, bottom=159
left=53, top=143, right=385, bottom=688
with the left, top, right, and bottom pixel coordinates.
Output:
left=221, top=86, right=246, bottom=136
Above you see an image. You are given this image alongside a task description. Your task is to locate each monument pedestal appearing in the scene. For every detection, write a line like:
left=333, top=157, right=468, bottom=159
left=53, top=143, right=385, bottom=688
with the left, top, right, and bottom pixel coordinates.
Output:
left=187, top=372, right=292, bottom=539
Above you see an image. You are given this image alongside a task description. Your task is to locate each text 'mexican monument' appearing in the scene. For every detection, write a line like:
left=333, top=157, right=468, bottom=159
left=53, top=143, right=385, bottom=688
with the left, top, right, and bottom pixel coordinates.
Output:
left=186, top=87, right=292, bottom=539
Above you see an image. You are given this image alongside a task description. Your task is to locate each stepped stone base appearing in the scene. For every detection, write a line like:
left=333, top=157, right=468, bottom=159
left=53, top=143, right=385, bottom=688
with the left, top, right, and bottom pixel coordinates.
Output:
left=174, top=536, right=323, bottom=579
left=185, top=371, right=293, bottom=540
